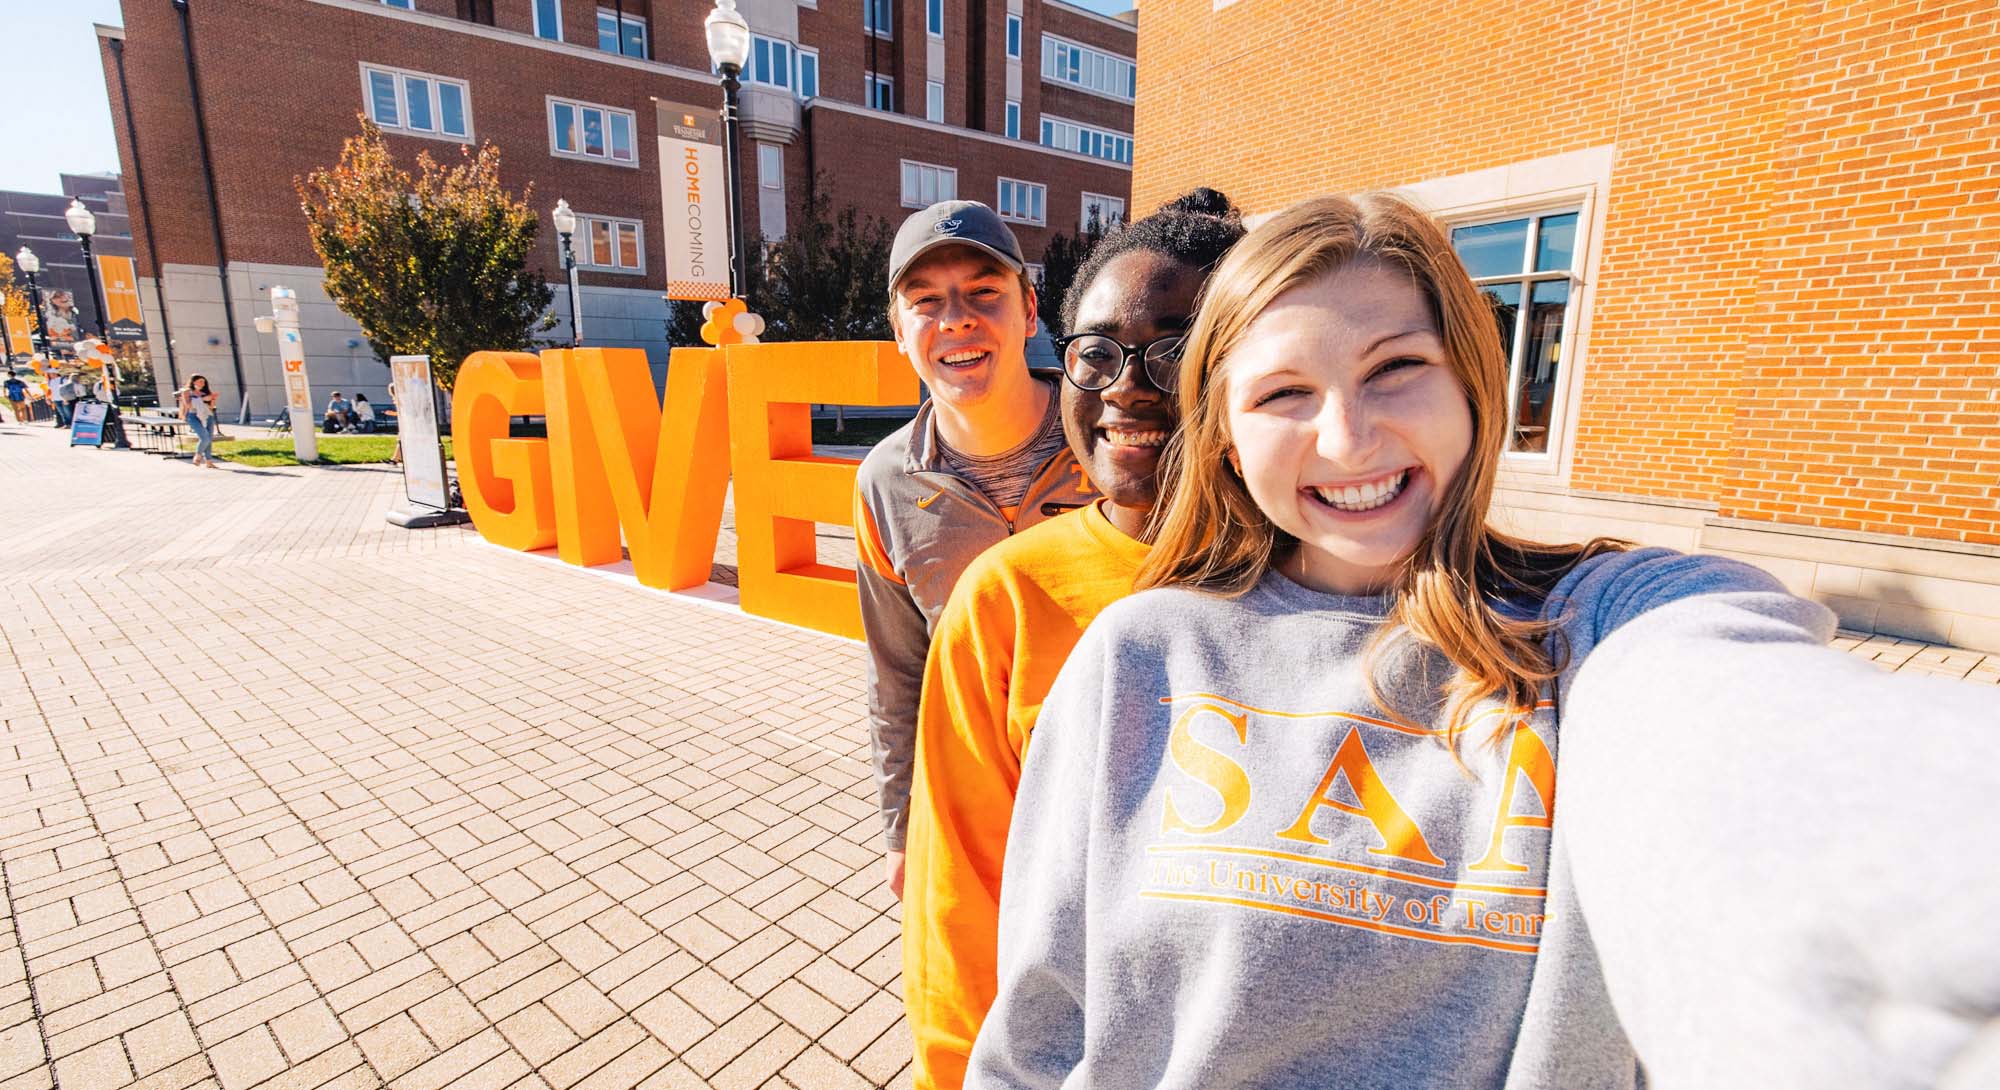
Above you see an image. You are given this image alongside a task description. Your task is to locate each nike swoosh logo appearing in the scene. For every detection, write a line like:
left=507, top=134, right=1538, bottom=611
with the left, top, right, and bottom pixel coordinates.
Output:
left=916, top=490, right=946, bottom=509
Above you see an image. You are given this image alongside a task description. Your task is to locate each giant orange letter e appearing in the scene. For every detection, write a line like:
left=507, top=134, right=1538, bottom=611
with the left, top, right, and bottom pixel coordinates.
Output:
left=454, top=351, right=555, bottom=551
left=725, top=342, right=920, bottom=639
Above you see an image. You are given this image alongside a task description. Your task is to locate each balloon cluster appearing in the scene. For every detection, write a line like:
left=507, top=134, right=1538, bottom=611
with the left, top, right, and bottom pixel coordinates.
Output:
left=699, top=298, right=766, bottom=347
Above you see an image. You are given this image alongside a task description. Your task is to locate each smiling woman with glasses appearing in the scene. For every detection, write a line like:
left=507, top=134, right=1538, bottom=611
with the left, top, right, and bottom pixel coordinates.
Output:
left=1052, top=331, right=1187, bottom=392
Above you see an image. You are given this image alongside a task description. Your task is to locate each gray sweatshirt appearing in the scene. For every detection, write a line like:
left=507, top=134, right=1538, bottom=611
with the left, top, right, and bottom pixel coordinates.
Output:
left=969, top=548, right=1999, bottom=1088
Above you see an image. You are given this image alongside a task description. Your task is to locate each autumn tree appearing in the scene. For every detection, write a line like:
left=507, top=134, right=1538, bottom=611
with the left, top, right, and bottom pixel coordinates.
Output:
left=297, top=120, right=553, bottom=388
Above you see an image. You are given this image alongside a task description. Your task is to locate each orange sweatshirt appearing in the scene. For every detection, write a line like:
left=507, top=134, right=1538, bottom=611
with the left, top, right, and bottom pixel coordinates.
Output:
left=901, top=500, right=1150, bottom=1090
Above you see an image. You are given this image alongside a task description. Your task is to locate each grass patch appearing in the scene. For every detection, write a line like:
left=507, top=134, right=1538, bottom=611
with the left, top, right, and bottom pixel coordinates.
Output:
left=211, top=435, right=456, bottom=467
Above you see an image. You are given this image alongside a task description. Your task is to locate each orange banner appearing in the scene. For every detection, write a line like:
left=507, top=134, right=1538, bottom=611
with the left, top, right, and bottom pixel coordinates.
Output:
left=95, top=254, right=146, bottom=341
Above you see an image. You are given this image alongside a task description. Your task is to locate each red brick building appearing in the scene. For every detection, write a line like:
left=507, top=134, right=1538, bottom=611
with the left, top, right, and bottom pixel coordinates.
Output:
left=1134, top=0, right=2000, bottom=650
left=96, top=0, right=1136, bottom=414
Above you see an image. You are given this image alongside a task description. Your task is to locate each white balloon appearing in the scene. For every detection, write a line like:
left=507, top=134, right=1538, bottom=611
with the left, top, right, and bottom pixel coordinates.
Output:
left=739, top=335, right=760, bottom=345
left=702, top=301, right=723, bottom=319
left=733, top=311, right=767, bottom=336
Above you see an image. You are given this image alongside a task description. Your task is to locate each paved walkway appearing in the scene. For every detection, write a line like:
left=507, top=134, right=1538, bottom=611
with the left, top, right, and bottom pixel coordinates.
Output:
left=0, top=421, right=1993, bottom=1090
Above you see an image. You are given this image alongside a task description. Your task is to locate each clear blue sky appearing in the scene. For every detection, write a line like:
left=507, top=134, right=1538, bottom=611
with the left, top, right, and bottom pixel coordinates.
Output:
left=1, top=0, right=127, bottom=193
left=1, top=0, right=1137, bottom=197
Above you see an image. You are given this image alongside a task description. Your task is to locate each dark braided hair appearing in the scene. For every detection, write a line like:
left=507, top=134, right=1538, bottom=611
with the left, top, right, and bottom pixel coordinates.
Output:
left=1059, top=187, right=1246, bottom=333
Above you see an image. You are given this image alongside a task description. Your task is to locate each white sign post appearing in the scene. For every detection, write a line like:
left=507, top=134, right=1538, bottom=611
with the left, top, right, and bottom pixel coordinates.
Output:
left=386, top=354, right=463, bottom=527
left=655, top=100, right=732, bottom=302
left=258, top=287, right=317, bottom=463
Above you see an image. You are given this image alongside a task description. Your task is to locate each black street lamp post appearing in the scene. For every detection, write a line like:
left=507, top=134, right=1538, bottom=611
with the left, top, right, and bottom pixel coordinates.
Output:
left=66, top=200, right=111, bottom=342
left=552, top=198, right=581, bottom=347
left=15, top=247, right=49, bottom=354
left=705, top=0, right=752, bottom=304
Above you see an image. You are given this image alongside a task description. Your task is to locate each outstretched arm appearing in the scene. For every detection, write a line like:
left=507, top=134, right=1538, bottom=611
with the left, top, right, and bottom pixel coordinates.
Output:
left=1559, top=589, right=2000, bottom=1089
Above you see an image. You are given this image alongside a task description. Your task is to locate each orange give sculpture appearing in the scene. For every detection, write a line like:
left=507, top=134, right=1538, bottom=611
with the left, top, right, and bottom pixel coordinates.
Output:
left=452, top=318, right=920, bottom=640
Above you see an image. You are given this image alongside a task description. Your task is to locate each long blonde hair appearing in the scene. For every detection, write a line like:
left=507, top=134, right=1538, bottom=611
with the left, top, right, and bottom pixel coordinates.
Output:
left=1138, top=192, right=1625, bottom=747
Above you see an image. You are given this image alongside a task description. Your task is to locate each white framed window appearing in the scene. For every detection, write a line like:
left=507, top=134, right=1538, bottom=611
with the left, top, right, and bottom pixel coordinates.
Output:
left=900, top=160, right=957, bottom=208
left=1041, top=34, right=1135, bottom=101
left=596, top=7, right=646, bottom=56
left=796, top=47, right=820, bottom=99
left=1041, top=115, right=1131, bottom=165
left=926, top=80, right=944, bottom=122
left=866, top=73, right=894, bottom=111
left=758, top=143, right=787, bottom=240
left=1024, top=261, right=1044, bottom=287
left=926, top=0, right=943, bottom=36
left=749, top=35, right=794, bottom=91
left=1005, top=14, right=1022, bottom=59
left=548, top=97, right=637, bottom=165
left=362, top=64, right=471, bottom=141
left=1079, top=192, right=1124, bottom=232
left=532, top=0, right=562, bottom=40
left=1399, top=145, right=1611, bottom=475
left=1004, top=100, right=1020, bottom=139
left=575, top=213, right=644, bottom=273
left=864, top=0, right=892, bottom=38
left=1450, top=210, right=1583, bottom=458
left=996, top=178, right=1046, bottom=225
left=382, top=0, right=413, bottom=8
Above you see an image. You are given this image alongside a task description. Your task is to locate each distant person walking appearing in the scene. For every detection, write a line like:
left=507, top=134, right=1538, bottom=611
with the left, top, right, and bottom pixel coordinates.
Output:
left=53, top=373, right=81, bottom=427
left=3, top=372, right=27, bottom=423
left=178, top=374, right=221, bottom=468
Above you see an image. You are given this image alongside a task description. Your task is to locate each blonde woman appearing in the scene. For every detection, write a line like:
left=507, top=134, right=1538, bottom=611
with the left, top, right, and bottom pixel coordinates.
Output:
left=967, top=194, right=1998, bottom=1089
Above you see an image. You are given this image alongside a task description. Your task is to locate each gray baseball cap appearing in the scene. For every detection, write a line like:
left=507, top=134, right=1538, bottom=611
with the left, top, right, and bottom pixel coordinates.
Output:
left=887, top=200, right=1025, bottom=294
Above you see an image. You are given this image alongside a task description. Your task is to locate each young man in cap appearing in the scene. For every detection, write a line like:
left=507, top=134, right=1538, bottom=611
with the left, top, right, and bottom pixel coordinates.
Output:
left=854, top=200, right=1096, bottom=898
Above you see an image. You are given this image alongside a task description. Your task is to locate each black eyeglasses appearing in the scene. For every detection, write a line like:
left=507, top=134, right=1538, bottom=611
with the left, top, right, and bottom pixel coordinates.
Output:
left=1052, top=333, right=1186, bottom=393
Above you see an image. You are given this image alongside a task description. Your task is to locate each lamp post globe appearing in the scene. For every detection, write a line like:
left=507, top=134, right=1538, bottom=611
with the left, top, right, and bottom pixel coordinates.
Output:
left=66, top=199, right=112, bottom=347
left=705, top=0, right=752, bottom=305
left=15, top=247, right=50, bottom=353
left=552, top=198, right=580, bottom=347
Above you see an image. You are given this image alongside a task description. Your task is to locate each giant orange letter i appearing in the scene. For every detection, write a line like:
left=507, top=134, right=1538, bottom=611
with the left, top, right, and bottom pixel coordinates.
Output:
left=452, top=343, right=921, bottom=640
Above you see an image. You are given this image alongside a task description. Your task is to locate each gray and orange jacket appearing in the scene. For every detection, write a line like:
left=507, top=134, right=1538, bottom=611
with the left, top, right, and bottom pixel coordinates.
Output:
left=853, top=381, right=1096, bottom=850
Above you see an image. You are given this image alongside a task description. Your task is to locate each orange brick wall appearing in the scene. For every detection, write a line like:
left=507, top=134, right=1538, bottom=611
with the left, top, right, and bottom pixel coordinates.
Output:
left=1133, top=0, right=1999, bottom=546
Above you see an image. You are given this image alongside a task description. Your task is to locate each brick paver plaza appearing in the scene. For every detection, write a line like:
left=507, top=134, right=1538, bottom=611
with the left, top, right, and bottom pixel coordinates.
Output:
left=1, top=420, right=1993, bottom=1090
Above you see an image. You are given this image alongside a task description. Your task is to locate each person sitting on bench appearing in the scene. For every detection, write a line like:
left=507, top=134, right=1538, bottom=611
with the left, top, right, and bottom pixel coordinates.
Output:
left=324, top=391, right=353, bottom=433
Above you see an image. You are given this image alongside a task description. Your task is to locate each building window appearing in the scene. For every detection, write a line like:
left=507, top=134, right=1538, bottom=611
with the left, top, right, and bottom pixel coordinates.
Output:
left=362, top=64, right=471, bottom=141
left=1006, top=14, right=1022, bottom=59
left=1023, top=261, right=1044, bottom=287
left=1004, top=100, right=1020, bottom=139
left=549, top=97, right=636, bottom=165
left=596, top=7, right=646, bottom=57
left=900, top=160, right=957, bottom=207
left=864, top=0, right=892, bottom=38
left=867, top=73, right=894, bottom=111
left=750, top=35, right=794, bottom=91
left=996, top=178, right=1046, bottom=225
left=926, top=80, right=944, bottom=122
left=382, top=0, right=413, bottom=8
left=1041, top=115, right=1131, bottom=165
left=1451, top=210, right=1582, bottom=455
left=1079, top=192, right=1124, bottom=232
left=797, top=48, right=820, bottom=99
left=926, top=0, right=942, bottom=36
left=575, top=213, right=643, bottom=273
left=758, top=143, right=787, bottom=240
left=1041, top=34, right=1136, bottom=101
left=533, top=0, right=561, bottom=40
